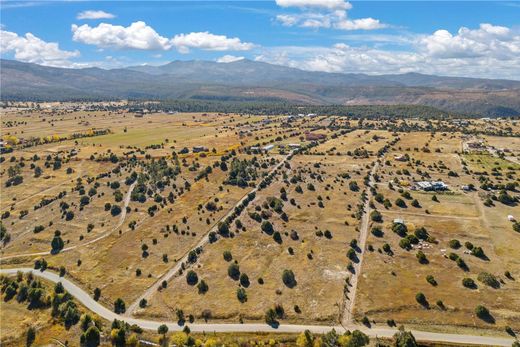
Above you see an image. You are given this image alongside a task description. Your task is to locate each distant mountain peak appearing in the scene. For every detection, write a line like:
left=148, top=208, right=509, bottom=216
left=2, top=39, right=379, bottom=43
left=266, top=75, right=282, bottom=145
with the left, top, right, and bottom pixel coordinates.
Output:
left=1, top=58, right=519, bottom=117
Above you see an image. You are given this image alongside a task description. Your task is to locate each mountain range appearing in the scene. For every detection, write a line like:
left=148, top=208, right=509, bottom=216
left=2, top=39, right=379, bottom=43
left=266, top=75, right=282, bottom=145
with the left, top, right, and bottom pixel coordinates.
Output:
left=2, top=58, right=520, bottom=117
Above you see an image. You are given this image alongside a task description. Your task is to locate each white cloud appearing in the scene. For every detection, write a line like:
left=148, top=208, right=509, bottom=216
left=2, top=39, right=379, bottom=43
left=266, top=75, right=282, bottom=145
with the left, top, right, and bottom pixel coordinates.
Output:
left=77, top=10, right=115, bottom=20
left=276, top=0, right=351, bottom=11
left=275, top=0, right=385, bottom=31
left=171, top=32, right=254, bottom=53
left=276, top=14, right=299, bottom=26
left=72, top=21, right=173, bottom=50
left=217, top=55, right=245, bottom=63
left=335, top=17, right=386, bottom=31
left=418, top=23, right=519, bottom=59
left=254, top=24, right=520, bottom=79
left=0, top=29, right=80, bottom=66
left=71, top=22, right=255, bottom=53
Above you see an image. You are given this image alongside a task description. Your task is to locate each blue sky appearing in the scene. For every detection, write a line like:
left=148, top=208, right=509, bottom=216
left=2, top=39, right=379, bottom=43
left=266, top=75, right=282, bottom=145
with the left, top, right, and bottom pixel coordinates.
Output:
left=1, top=1, right=519, bottom=78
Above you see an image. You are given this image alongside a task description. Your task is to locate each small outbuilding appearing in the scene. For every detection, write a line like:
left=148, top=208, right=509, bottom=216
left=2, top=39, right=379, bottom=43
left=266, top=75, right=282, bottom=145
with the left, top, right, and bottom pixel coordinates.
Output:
left=393, top=218, right=405, bottom=225
left=193, top=146, right=208, bottom=153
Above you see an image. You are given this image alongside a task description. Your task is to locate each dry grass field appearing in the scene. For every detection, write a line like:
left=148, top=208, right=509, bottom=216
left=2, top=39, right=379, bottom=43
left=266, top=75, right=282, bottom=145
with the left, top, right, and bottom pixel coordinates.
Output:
left=354, top=130, right=520, bottom=334
left=137, top=148, right=377, bottom=324
left=1, top=106, right=519, bottom=344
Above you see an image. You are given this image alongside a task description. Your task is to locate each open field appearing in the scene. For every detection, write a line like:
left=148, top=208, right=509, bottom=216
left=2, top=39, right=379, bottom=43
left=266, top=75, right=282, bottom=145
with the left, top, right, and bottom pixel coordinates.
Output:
left=355, top=130, right=520, bottom=334
left=137, top=149, right=378, bottom=324
left=1, top=106, right=520, bottom=345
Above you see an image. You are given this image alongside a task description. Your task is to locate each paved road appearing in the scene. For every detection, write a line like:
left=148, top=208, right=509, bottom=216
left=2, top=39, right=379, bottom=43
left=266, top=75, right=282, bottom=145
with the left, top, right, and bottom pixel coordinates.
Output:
left=0, top=181, right=137, bottom=261
left=0, top=268, right=514, bottom=346
left=342, top=161, right=379, bottom=324
left=126, top=152, right=294, bottom=315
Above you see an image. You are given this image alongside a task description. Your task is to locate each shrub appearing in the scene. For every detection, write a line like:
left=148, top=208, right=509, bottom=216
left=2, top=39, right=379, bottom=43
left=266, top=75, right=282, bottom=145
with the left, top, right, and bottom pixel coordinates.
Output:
left=265, top=308, right=277, bottom=326
left=223, top=251, right=232, bottom=262
left=208, top=231, right=217, bottom=243
left=478, top=272, right=500, bottom=288
left=282, top=269, right=297, bottom=288
left=371, top=227, right=383, bottom=237
left=114, top=298, right=126, bottom=314
left=186, top=270, right=198, bottom=285
left=395, top=198, right=407, bottom=208
left=414, top=227, right=428, bottom=240
left=239, top=273, right=250, bottom=287
left=237, top=288, right=247, bottom=303
left=82, top=326, right=100, bottom=347
left=471, top=246, right=486, bottom=259
left=392, top=223, right=408, bottom=237
left=273, top=231, right=282, bottom=244
left=217, top=222, right=229, bottom=236
left=449, top=239, right=461, bottom=249
left=370, top=210, right=382, bottom=222
left=426, top=275, right=437, bottom=286
left=462, top=277, right=476, bottom=289
left=26, top=326, right=36, bottom=346
left=110, top=205, right=122, bottom=216
left=415, top=292, right=428, bottom=307
left=347, top=248, right=357, bottom=261
left=416, top=251, right=428, bottom=264
left=399, top=238, right=411, bottom=250
left=393, top=329, right=418, bottom=347
left=187, top=250, right=197, bottom=263
left=228, top=263, right=240, bottom=280
left=261, top=221, right=274, bottom=235
left=406, top=234, right=419, bottom=244
left=456, top=257, right=467, bottom=270
left=51, top=234, right=64, bottom=253
left=475, top=305, right=490, bottom=319
left=197, top=279, right=208, bottom=294
left=361, top=316, right=370, bottom=326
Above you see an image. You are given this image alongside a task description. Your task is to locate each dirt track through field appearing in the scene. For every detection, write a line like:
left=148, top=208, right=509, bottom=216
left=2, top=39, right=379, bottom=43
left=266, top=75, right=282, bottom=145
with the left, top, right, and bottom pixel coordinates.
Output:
left=0, top=181, right=137, bottom=261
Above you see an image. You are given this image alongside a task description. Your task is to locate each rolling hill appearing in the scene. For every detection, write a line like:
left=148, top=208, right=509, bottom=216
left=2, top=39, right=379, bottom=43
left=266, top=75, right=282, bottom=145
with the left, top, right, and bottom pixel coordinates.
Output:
left=1, top=59, right=520, bottom=116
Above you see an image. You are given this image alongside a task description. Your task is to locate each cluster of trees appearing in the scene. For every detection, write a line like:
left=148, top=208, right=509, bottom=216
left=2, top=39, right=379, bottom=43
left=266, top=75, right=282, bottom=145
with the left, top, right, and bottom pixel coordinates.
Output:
left=294, top=327, right=418, bottom=347
left=1, top=271, right=89, bottom=340
left=0, top=221, right=10, bottom=245
left=225, top=158, right=258, bottom=187
left=157, top=100, right=452, bottom=119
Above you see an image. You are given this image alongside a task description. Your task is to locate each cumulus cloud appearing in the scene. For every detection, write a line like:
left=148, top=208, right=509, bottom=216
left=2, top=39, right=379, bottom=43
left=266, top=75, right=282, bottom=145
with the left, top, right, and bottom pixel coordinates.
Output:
left=77, top=10, right=115, bottom=20
left=0, top=29, right=80, bottom=66
left=217, top=55, right=245, bottom=63
left=71, top=21, right=254, bottom=53
left=255, top=24, right=520, bottom=79
left=275, top=0, right=386, bottom=31
left=418, top=23, right=519, bottom=59
left=171, top=32, right=254, bottom=54
left=72, top=21, right=172, bottom=50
